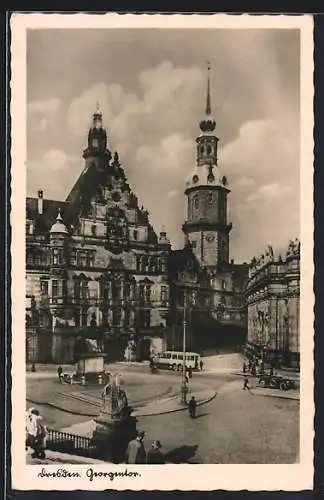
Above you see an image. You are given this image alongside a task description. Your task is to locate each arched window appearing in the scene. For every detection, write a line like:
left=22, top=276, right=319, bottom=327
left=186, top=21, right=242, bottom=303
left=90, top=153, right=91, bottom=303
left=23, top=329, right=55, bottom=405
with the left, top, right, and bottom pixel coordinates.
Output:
left=207, top=145, right=212, bottom=155
left=193, top=196, right=199, bottom=210
left=207, top=192, right=213, bottom=204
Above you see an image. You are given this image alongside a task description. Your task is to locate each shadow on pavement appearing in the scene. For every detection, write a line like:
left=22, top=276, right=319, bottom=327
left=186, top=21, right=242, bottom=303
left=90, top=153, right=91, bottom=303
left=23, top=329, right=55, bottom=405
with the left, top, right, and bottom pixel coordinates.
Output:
left=164, top=444, right=199, bottom=463
left=194, top=412, right=209, bottom=419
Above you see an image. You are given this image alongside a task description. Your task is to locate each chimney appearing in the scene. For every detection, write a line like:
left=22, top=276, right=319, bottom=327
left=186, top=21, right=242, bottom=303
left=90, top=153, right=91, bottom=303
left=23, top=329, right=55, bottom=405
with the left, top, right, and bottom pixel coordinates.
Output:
left=37, top=190, right=43, bottom=215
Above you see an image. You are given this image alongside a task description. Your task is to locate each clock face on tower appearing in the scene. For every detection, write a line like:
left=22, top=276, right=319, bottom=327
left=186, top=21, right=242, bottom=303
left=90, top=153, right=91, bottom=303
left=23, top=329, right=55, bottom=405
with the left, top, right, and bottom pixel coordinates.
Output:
left=205, top=233, right=215, bottom=243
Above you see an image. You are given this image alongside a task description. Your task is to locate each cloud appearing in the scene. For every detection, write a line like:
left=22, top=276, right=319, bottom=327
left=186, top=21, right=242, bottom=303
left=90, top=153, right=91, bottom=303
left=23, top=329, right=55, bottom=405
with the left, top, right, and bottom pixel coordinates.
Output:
left=27, top=149, right=81, bottom=200
left=246, top=183, right=293, bottom=204
left=220, top=118, right=299, bottom=261
left=27, top=98, right=61, bottom=133
left=166, top=189, right=178, bottom=200
left=27, top=32, right=300, bottom=262
left=28, top=98, right=61, bottom=114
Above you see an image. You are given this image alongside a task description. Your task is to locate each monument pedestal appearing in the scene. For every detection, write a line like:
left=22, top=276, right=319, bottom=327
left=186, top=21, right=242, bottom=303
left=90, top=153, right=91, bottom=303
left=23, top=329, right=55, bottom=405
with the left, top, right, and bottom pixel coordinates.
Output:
left=92, top=414, right=137, bottom=463
left=76, top=352, right=106, bottom=384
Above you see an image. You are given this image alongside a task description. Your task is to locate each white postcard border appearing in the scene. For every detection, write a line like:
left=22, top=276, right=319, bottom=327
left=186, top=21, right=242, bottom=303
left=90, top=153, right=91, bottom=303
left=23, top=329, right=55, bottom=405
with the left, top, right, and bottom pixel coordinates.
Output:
left=10, top=13, right=314, bottom=491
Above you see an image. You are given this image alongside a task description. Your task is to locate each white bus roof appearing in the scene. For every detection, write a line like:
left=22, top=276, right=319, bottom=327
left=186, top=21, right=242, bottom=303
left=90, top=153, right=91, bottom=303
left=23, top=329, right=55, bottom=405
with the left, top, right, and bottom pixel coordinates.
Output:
left=161, top=351, right=200, bottom=355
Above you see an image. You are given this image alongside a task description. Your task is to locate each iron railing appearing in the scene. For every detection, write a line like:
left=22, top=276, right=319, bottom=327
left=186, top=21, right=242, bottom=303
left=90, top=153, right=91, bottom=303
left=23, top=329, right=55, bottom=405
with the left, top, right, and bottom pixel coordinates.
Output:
left=46, top=428, right=95, bottom=457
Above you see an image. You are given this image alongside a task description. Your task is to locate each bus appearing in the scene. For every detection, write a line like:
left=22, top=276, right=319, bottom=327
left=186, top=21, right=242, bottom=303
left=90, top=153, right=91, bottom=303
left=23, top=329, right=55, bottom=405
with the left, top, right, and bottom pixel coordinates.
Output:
left=152, top=351, right=201, bottom=371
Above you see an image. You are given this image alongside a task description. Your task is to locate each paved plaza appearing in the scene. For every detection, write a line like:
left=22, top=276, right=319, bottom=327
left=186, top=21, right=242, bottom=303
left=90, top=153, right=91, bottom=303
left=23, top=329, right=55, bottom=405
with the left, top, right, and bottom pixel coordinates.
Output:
left=26, top=354, right=299, bottom=464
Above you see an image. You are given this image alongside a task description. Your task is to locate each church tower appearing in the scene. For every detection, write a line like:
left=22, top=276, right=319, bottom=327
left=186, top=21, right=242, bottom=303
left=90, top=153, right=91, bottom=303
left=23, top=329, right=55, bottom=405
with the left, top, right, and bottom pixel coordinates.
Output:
left=182, top=64, right=232, bottom=270
left=82, top=103, right=111, bottom=170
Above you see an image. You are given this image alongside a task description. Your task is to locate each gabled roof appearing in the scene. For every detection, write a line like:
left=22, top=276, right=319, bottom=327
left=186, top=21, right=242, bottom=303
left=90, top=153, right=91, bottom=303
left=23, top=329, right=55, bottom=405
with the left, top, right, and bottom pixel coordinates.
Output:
left=26, top=197, right=70, bottom=233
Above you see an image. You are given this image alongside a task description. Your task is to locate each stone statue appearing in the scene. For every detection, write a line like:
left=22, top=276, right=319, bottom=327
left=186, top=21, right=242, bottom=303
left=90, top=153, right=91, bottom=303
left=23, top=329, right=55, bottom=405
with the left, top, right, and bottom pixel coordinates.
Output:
left=100, top=373, right=131, bottom=420
left=84, top=338, right=101, bottom=353
left=265, top=245, right=274, bottom=263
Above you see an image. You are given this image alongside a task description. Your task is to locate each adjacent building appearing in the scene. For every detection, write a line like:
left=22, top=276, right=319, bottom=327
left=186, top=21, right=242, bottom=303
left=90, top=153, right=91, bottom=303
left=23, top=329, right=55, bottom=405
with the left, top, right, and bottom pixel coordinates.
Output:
left=245, top=240, right=300, bottom=368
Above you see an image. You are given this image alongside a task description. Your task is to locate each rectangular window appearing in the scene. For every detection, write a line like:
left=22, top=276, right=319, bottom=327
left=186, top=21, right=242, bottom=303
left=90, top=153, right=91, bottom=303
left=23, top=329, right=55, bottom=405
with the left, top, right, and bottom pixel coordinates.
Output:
left=91, top=224, right=97, bottom=236
left=35, top=252, right=41, bottom=266
left=144, top=309, right=151, bottom=327
left=113, top=308, right=121, bottom=327
left=52, top=248, right=63, bottom=265
left=77, top=252, right=86, bottom=267
left=40, top=280, right=48, bottom=295
left=124, top=282, right=131, bottom=299
left=70, top=250, right=77, bottom=266
left=124, top=309, right=130, bottom=327
left=222, top=280, right=227, bottom=290
left=74, top=281, right=81, bottom=299
left=52, top=280, right=58, bottom=297
left=81, top=282, right=88, bottom=299
left=145, top=285, right=151, bottom=304
left=161, top=286, right=168, bottom=303
left=27, top=251, right=33, bottom=266
left=138, top=284, right=145, bottom=300
left=81, top=309, right=87, bottom=327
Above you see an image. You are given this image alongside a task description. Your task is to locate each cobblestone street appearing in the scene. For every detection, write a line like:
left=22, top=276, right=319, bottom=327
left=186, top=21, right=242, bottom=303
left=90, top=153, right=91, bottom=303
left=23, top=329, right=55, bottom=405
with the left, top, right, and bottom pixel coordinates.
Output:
left=26, top=355, right=299, bottom=464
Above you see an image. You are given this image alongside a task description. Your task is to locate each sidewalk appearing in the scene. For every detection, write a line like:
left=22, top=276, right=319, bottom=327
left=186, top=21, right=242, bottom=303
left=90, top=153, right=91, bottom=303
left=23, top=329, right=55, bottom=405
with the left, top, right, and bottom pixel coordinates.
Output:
left=251, top=386, right=299, bottom=401
left=26, top=448, right=107, bottom=464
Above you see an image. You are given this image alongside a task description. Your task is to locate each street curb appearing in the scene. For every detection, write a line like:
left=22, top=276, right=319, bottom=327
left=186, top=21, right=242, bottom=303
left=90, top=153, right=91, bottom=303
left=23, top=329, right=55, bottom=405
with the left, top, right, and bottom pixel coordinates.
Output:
left=252, top=391, right=300, bottom=401
left=27, top=390, right=217, bottom=419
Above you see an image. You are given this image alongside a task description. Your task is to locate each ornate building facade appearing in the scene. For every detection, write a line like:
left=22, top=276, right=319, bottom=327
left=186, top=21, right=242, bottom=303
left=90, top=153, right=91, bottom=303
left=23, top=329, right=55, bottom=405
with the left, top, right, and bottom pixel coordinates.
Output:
left=26, top=106, right=171, bottom=363
left=245, top=240, right=300, bottom=368
left=25, top=68, right=250, bottom=363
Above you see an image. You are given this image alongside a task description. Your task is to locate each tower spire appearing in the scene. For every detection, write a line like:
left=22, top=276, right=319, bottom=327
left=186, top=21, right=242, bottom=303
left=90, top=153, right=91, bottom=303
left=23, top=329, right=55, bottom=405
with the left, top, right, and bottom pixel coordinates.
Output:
left=199, top=62, right=216, bottom=134
left=206, top=61, right=211, bottom=116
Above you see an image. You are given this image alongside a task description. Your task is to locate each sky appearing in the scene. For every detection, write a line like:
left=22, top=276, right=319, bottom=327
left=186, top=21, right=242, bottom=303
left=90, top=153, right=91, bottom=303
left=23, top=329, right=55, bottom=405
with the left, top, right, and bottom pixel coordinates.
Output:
left=26, top=28, right=300, bottom=263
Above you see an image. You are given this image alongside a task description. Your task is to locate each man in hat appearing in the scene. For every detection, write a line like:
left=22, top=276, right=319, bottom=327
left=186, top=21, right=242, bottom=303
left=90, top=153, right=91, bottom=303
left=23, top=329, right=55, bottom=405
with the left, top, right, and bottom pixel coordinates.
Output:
left=147, top=440, right=165, bottom=464
left=125, top=430, right=146, bottom=464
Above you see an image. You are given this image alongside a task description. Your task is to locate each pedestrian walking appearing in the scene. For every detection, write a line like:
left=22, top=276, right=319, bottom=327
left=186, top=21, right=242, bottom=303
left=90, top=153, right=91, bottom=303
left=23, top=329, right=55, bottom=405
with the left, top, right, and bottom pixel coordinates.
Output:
left=57, top=365, right=63, bottom=380
left=243, top=375, right=251, bottom=391
left=188, top=396, right=197, bottom=418
left=146, top=440, right=165, bottom=464
left=26, top=408, right=47, bottom=459
left=125, top=431, right=146, bottom=464
left=188, top=366, right=193, bottom=379
left=199, top=359, right=204, bottom=371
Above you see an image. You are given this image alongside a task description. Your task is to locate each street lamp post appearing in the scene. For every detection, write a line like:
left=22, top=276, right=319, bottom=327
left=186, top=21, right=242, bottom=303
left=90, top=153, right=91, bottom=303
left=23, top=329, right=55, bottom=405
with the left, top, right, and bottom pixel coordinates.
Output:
left=181, top=291, right=187, bottom=404
left=180, top=289, right=196, bottom=404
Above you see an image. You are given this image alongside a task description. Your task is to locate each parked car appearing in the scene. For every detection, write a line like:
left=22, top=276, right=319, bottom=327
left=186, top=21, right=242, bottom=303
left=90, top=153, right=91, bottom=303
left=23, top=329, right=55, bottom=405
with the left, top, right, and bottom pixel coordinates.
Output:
left=258, top=374, right=296, bottom=391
